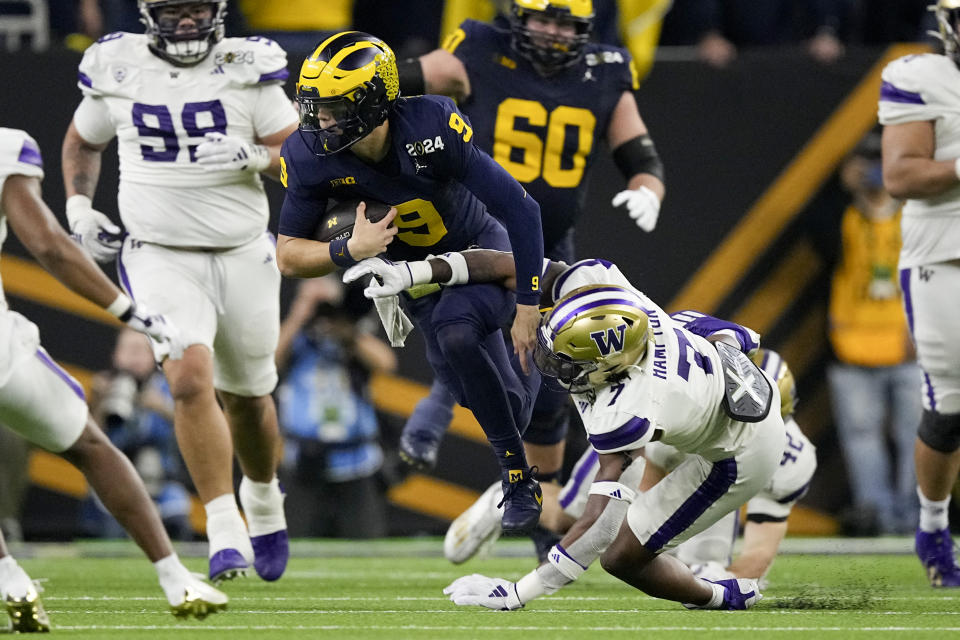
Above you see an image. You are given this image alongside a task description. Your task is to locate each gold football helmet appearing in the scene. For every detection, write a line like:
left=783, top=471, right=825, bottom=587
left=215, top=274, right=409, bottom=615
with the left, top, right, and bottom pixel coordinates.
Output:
left=138, top=0, right=226, bottom=66
left=534, top=284, right=649, bottom=393
left=932, top=0, right=960, bottom=64
left=296, top=31, right=400, bottom=156
left=751, top=348, right=798, bottom=419
left=510, top=0, right=594, bottom=72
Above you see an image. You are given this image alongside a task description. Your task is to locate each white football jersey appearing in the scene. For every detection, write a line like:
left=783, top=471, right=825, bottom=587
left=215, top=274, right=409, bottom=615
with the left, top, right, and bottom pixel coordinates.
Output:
left=555, top=260, right=754, bottom=458
left=74, top=33, right=299, bottom=248
left=0, top=128, right=43, bottom=384
left=878, top=53, right=960, bottom=268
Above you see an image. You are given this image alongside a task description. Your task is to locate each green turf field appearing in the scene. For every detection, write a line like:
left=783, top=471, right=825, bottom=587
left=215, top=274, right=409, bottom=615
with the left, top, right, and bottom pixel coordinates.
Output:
left=8, top=539, right=957, bottom=639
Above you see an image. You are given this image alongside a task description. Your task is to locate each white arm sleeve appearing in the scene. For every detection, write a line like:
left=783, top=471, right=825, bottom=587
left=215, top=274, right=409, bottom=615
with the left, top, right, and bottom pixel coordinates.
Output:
left=72, top=95, right=116, bottom=145
left=252, top=84, right=299, bottom=140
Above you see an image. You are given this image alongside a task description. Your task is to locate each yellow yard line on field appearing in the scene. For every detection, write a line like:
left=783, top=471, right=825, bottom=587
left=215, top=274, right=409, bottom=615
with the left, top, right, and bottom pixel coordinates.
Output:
left=1, top=255, right=120, bottom=326
left=370, top=372, right=487, bottom=444
left=668, top=43, right=930, bottom=314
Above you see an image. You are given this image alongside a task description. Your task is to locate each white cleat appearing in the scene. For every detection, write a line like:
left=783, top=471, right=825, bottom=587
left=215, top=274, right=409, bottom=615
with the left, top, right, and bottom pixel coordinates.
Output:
left=444, top=481, right=504, bottom=564
left=165, top=574, right=228, bottom=620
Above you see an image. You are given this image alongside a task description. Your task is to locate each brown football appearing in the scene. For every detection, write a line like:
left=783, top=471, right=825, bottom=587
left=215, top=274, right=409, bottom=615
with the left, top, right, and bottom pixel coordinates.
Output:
left=314, top=198, right=393, bottom=243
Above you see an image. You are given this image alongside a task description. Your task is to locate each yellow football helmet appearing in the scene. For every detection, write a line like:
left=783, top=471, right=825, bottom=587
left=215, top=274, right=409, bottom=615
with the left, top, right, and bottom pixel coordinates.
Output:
left=933, top=0, right=960, bottom=64
left=138, top=0, right=226, bottom=66
left=296, top=32, right=400, bottom=156
left=534, top=284, right=649, bottom=393
left=510, top=0, right=594, bottom=72
left=750, top=348, right=798, bottom=419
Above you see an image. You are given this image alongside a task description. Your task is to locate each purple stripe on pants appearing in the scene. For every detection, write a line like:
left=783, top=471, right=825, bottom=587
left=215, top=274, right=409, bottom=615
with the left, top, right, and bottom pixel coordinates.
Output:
left=36, top=349, right=85, bottom=401
left=645, top=457, right=738, bottom=553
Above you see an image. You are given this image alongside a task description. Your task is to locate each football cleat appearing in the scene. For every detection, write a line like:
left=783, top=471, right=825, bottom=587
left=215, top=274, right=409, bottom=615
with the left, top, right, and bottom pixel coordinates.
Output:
left=398, top=426, right=444, bottom=471
left=444, top=481, right=503, bottom=564
left=168, top=581, right=228, bottom=620
left=499, top=469, right=543, bottom=535
left=684, top=578, right=762, bottom=610
left=4, top=584, right=49, bottom=633
left=208, top=548, right=248, bottom=584
left=251, top=530, right=289, bottom=582
left=916, top=527, right=960, bottom=587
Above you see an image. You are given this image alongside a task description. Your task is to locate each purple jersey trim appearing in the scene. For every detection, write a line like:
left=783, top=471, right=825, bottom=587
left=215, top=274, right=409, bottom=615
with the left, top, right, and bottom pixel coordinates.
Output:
left=775, top=480, right=811, bottom=505
left=588, top=416, right=650, bottom=452
left=258, top=68, right=289, bottom=83
left=36, top=348, right=86, bottom=401
left=116, top=241, right=135, bottom=300
left=78, top=71, right=93, bottom=88
left=558, top=448, right=598, bottom=509
left=644, top=458, right=738, bottom=553
left=17, top=139, right=42, bottom=168
left=552, top=259, right=614, bottom=300
left=880, top=80, right=925, bottom=105
left=900, top=268, right=914, bottom=336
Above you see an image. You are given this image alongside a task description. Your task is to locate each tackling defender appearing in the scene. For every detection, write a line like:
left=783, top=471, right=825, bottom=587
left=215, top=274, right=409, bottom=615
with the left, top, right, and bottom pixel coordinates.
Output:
left=880, top=0, right=960, bottom=587
left=60, top=0, right=299, bottom=583
left=276, top=32, right=547, bottom=534
left=346, top=251, right=785, bottom=609
left=395, top=1, right=665, bottom=522
left=0, top=127, right=226, bottom=629
left=445, top=346, right=816, bottom=584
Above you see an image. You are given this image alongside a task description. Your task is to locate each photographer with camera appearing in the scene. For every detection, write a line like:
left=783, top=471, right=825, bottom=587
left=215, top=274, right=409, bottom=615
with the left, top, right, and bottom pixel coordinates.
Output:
left=275, top=276, right=397, bottom=538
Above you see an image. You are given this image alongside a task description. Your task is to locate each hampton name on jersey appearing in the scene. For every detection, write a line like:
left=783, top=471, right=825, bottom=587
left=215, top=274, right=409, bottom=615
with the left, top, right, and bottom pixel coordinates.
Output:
left=0, top=129, right=44, bottom=385
left=73, top=33, right=298, bottom=248
left=879, top=53, right=960, bottom=268
left=279, top=94, right=543, bottom=304
left=552, top=259, right=766, bottom=458
left=444, top=20, right=637, bottom=253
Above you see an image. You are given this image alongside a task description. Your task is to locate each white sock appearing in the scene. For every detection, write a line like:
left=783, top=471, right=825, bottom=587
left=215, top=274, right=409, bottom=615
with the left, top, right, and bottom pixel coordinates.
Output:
left=204, top=493, right=253, bottom=561
left=239, top=476, right=286, bottom=537
left=918, top=487, right=951, bottom=533
left=704, top=581, right=726, bottom=609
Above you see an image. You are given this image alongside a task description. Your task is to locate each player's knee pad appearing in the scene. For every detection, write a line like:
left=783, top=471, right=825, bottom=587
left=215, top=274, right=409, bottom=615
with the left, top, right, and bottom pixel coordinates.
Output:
left=918, top=409, right=960, bottom=453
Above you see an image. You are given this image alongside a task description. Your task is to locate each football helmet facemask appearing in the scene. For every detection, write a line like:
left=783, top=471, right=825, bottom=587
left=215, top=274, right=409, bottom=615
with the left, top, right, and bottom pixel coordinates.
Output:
left=510, top=0, right=594, bottom=74
left=139, top=0, right=226, bottom=66
left=932, top=0, right=960, bottom=65
left=296, top=31, right=400, bottom=156
left=534, top=284, right=649, bottom=393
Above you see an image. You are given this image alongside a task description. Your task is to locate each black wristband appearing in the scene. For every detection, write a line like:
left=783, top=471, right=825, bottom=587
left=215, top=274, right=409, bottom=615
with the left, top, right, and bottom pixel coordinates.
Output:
left=329, top=236, right=358, bottom=268
left=397, top=57, right=426, bottom=97
left=612, top=133, right=665, bottom=183
left=118, top=303, right=135, bottom=323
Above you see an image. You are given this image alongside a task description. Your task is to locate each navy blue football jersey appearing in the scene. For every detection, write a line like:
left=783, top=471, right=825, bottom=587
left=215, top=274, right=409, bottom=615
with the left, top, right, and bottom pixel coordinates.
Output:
left=444, top=20, right=638, bottom=252
left=278, top=94, right=543, bottom=304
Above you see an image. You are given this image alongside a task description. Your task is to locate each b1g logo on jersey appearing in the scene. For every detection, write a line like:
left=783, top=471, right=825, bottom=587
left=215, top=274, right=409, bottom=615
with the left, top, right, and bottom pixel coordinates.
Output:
left=330, top=176, right=356, bottom=188
left=405, top=136, right=445, bottom=157
left=585, top=51, right=624, bottom=66
left=590, top=324, right=626, bottom=355
left=214, top=50, right=255, bottom=65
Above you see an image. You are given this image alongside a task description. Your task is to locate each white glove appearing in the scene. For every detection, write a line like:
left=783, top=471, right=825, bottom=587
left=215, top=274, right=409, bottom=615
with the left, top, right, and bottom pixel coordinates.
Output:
left=119, top=300, right=183, bottom=360
left=443, top=574, right=524, bottom=611
left=65, top=195, right=124, bottom=263
left=612, top=185, right=660, bottom=232
left=195, top=132, right=271, bottom=173
left=343, top=257, right=432, bottom=299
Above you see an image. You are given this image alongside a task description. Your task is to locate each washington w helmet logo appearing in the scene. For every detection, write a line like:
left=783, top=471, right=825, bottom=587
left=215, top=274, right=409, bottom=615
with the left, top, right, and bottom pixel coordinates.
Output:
left=590, top=324, right=627, bottom=355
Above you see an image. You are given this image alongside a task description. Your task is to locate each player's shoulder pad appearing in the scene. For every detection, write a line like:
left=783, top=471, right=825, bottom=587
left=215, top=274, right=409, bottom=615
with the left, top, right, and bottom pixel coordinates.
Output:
left=216, top=35, right=291, bottom=87
left=0, top=128, right=44, bottom=179
left=882, top=53, right=953, bottom=95
left=553, top=258, right=630, bottom=299
left=78, top=32, right=149, bottom=97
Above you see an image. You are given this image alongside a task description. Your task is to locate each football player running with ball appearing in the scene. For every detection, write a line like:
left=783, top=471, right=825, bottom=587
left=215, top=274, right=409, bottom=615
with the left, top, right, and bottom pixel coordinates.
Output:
left=276, top=32, right=547, bottom=536
left=395, top=3, right=667, bottom=556
left=346, top=251, right=786, bottom=610
left=0, top=127, right=226, bottom=628
left=61, top=0, right=299, bottom=584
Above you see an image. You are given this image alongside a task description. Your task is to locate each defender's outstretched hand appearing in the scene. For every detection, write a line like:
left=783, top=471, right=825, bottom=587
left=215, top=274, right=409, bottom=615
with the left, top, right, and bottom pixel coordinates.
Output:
left=443, top=574, right=524, bottom=610
left=343, top=257, right=414, bottom=298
